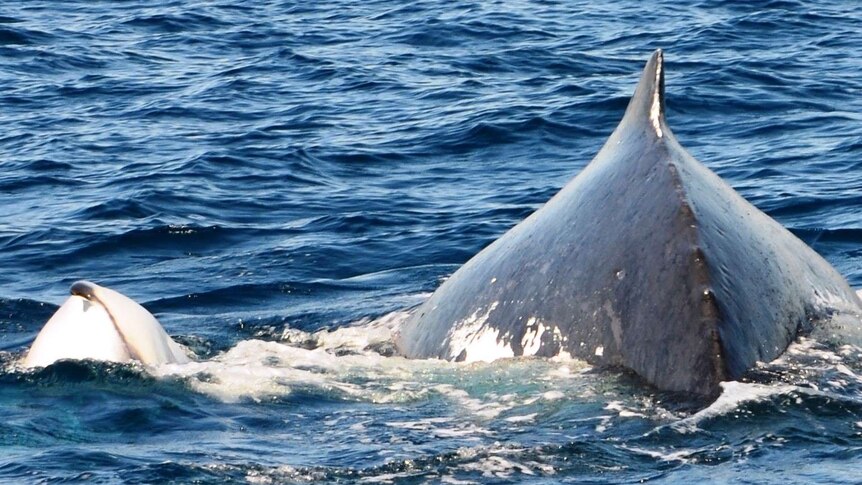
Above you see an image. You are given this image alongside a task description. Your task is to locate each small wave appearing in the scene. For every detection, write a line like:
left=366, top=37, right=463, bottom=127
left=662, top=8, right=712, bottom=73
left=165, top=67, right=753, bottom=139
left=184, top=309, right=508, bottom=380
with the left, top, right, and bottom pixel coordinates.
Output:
left=0, top=360, right=181, bottom=397
left=792, top=227, right=862, bottom=246
left=0, top=26, right=51, bottom=45
left=120, top=12, right=232, bottom=33
left=55, top=224, right=239, bottom=260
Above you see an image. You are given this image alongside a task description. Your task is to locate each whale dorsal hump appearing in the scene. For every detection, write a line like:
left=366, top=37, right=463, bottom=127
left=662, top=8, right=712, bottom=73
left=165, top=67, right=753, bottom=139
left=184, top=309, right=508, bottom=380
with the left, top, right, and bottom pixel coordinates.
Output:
left=395, top=50, right=862, bottom=397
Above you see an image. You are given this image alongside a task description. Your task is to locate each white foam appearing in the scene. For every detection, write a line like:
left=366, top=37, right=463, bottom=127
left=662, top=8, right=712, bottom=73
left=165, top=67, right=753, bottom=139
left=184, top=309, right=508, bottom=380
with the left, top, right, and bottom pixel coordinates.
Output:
left=439, top=477, right=478, bottom=485
left=151, top=310, right=596, bottom=434
left=431, top=384, right=513, bottom=420
left=153, top=310, right=451, bottom=403
left=384, top=417, right=491, bottom=438
left=604, top=400, right=647, bottom=418
left=451, top=445, right=555, bottom=479
left=620, top=445, right=695, bottom=463
left=541, top=390, right=565, bottom=401
left=459, top=455, right=532, bottom=477
left=305, top=310, right=409, bottom=351
left=503, top=413, right=537, bottom=423
left=671, top=381, right=801, bottom=433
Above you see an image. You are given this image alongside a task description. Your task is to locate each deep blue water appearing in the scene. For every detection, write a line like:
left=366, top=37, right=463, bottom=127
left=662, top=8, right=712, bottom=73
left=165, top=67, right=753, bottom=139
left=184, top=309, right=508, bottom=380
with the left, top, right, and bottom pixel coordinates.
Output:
left=1, top=1, right=862, bottom=483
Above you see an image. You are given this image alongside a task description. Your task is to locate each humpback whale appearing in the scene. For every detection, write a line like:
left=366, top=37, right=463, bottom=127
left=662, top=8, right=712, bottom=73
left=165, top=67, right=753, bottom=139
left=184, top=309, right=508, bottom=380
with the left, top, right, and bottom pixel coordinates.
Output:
left=395, top=50, right=862, bottom=396
left=24, top=281, right=190, bottom=368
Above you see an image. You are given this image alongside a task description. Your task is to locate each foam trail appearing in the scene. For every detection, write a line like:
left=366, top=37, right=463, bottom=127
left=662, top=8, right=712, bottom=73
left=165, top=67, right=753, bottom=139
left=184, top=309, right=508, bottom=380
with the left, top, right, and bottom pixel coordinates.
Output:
left=152, top=309, right=597, bottom=440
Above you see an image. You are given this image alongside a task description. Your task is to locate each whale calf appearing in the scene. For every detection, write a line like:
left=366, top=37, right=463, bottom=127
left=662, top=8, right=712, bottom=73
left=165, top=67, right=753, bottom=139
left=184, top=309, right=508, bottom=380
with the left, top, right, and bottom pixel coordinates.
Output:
left=24, top=281, right=190, bottom=368
left=395, top=50, right=862, bottom=396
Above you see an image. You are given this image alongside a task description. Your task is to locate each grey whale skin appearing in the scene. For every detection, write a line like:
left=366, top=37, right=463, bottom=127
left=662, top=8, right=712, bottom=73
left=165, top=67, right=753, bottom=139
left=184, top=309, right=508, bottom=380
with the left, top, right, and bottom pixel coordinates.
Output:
left=395, top=50, right=862, bottom=396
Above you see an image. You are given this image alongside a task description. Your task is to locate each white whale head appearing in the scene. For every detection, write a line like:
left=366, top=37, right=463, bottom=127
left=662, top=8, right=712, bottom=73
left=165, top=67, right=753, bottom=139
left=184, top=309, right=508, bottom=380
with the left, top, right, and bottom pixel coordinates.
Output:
left=23, top=281, right=190, bottom=368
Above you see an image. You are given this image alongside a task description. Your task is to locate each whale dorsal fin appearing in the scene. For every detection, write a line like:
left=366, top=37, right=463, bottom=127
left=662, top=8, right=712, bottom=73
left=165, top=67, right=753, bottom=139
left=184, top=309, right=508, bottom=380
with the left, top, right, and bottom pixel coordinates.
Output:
left=619, top=49, right=666, bottom=139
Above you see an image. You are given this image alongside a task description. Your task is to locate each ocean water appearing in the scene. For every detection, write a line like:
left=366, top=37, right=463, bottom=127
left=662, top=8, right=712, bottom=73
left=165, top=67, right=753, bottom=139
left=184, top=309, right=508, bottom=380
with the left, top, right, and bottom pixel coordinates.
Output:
left=1, top=1, right=861, bottom=483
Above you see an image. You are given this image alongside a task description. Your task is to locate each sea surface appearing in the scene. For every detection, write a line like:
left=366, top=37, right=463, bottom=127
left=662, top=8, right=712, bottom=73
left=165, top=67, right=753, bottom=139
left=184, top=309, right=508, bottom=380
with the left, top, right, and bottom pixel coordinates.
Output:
left=1, top=1, right=861, bottom=483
